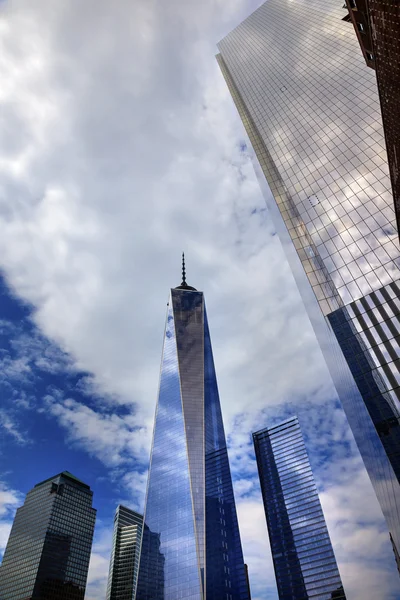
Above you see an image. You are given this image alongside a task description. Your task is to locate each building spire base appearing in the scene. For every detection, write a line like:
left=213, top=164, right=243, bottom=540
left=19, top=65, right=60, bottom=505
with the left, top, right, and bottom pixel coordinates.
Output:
left=175, top=252, right=197, bottom=290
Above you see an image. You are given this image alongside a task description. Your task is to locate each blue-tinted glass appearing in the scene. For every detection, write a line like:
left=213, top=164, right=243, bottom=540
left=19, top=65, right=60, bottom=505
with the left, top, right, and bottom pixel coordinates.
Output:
left=328, top=304, right=400, bottom=560
left=136, top=303, right=201, bottom=600
left=173, top=290, right=205, bottom=585
left=204, top=307, right=249, bottom=600
left=253, top=418, right=347, bottom=600
left=137, top=289, right=249, bottom=600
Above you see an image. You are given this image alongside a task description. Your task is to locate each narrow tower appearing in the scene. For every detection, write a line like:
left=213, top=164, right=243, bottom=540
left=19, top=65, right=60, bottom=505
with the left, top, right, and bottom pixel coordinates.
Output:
left=106, top=506, right=143, bottom=600
left=253, top=417, right=347, bottom=600
left=136, top=257, right=249, bottom=600
left=0, top=471, right=96, bottom=600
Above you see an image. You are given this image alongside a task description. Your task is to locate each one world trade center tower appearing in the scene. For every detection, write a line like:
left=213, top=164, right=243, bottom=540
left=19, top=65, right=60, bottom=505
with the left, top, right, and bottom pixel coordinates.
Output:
left=136, top=257, right=249, bottom=600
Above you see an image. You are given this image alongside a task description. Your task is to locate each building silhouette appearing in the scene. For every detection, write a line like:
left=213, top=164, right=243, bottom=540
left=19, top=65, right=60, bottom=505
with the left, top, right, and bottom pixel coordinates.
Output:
left=253, top=418, right=347, bottom=599
left=106, top=505, right=143, bottom=600
left=0, top=471, right=96, bottom=600
left=136, top=259, right=249, bottom=599
left=217, top=0, right=400, bottom=569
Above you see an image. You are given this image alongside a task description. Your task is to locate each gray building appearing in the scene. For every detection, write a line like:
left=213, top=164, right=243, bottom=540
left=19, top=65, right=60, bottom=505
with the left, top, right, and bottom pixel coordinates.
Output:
left=217, top=0, right=400, bottom=570
left=106, top=505, right=143, bottom=600
left=253, top=417, right=346, bottom=600
left=0, top=471, right=96, bottom=600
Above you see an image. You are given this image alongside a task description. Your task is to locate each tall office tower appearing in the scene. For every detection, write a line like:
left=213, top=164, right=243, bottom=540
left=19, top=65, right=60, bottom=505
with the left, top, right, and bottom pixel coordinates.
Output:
left=343, top=0, right=400, bottom=236
left=0, top=471, right=96, bottom=600
left=217, top=0, right=400, bottom=570
left=253, top=417, right=347, bottom=600
left=136, top=260, right=249, bottom=600
left=106, top=505, right=143, bottom=600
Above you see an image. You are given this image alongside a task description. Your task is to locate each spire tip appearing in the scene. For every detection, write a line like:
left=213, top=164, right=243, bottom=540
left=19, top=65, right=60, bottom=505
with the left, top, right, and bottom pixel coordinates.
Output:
left=182, top=252, right=186, bottom=285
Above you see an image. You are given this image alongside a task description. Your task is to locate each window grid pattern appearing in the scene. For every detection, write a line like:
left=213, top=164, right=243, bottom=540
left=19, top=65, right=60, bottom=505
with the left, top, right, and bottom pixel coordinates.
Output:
left=328, top=281, right=400, bottom=541
left=368, top=0, right=400, bottom=238
left=204, top=309, right=249, bottom=600
left=218, top=0, right=400, bottom=313
left=217, top=0, right=400, bottom=567
left=106, top=505, right=143, bottom=600
left=172, top=289, right=205, bottom=580
left=216, top=53, right=343, bottom=317
left=253, top=418, right=346, bottom=600
left=0, top=473, right=96, bottom=600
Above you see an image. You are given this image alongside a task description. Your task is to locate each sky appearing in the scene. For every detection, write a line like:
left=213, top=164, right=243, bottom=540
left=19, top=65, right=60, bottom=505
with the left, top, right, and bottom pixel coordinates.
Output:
left=0, top=0, right=400, bottom=599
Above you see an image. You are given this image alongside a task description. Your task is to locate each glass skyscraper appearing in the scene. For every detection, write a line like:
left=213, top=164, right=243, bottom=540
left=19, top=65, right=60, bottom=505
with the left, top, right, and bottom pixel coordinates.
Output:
left=106, top=505, right=143, bottom=600
left=217, top=0, right=400, bottom=569
left=136, top=267, right=249, bottom=600
left=253, top=417, right=346, bottom=600
left=0, top=471, right=96, bottom=600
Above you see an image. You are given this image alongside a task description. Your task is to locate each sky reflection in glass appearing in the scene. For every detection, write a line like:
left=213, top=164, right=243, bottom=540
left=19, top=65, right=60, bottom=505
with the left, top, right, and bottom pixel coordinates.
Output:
left=136, top=288, right=249, bottom=600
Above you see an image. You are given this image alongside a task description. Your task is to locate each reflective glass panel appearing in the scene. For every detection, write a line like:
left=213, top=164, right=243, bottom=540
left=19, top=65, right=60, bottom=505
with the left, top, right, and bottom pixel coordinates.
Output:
left=253, top=418, right=346, bottom=599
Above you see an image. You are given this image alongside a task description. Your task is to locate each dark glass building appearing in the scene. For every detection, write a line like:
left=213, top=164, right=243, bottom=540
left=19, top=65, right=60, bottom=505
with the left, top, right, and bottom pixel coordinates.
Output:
left=135, top=525, right=165, bottom=600
left=344, top=0, right=400, bottom=239
left=136, top=264, right=249, bottom=600
left=106, top=505, right=143, bottom=600
left=217, top=0, right=400, bottom=570
left=253, top=417, right=346, bottom=600
left=0, top=471, right=96, bottom=600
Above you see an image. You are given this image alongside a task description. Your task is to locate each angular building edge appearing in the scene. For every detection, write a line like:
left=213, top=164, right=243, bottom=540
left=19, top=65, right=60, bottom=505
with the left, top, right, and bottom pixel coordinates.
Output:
left=215, top=50, right=400, bottom=569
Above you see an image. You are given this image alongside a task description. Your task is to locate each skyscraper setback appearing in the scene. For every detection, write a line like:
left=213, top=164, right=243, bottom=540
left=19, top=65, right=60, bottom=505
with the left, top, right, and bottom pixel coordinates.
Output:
left=217, top=0, right=400, bottom=570
left=136, top=265, right=249, bottom=600
left=0, top=471, right=96, bottom=600
left=253, top=417, right=346, bottom=599
left=106, top=505, right=143, bottom=600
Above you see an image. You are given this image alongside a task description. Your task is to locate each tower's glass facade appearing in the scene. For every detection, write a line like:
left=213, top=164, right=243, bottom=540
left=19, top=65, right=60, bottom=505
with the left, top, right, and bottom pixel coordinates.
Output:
left=253, top=418, right=346, bottom=600
left=106, top=505, right=143, bottom=600
left=136, top=285, right=249, bottom=600
left=0, top=471, right=96, bottom=600
left=217, top=0, right=400, bottom=568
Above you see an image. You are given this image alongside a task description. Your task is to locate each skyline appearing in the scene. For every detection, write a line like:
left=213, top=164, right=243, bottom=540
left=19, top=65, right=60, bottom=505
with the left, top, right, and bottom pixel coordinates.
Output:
left=1, top=0, right=400, bottom=599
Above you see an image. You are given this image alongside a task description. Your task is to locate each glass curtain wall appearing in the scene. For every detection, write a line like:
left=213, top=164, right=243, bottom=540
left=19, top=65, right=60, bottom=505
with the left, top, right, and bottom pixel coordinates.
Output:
left=253, top=418, right=346, bottom=600
left=136, top=286, right=249, bottom=600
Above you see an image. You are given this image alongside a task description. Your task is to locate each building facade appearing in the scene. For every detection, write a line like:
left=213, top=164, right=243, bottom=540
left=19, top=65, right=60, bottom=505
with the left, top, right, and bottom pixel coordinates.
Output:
left=106, top=505, right=143, bottom=600
left=217, top=0, right=400, bottom=570
left=344, top=0, right=400, bottom=237
left=253, top=418, right=346, bottom=600
left=136, top=270, right=249, bottom=600
left=0, top=471, right=96, bottom=600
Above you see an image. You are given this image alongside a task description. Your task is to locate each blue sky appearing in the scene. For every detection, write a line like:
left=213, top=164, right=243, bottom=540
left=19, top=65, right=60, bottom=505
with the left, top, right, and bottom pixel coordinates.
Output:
left=1, top=0, right=400, bottom=599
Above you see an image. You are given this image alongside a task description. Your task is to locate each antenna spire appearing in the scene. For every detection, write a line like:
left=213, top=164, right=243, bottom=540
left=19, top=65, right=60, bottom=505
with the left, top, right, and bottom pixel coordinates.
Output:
left=181, top=252, right=186, bottom=285
left=174, top=252, right=197, bottom=291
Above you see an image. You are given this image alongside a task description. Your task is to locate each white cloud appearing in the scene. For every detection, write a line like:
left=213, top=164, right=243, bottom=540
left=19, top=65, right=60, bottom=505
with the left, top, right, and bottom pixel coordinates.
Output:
left=43, top=394, right=151, bottom=467
left=86, top=524, right=113, bottom=600
left=0, top=482, right=22, bottom=558
left=0, top=483, right=21, bottom=518
left=0, top=409, right=29, bottom=445
left=236, top=498, right=277, bottom=600
left=319, top=465, right=400, bottom=600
